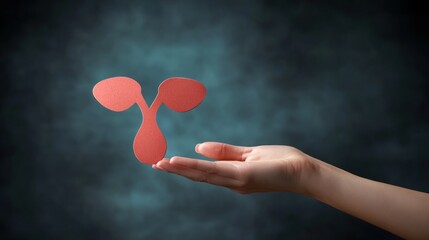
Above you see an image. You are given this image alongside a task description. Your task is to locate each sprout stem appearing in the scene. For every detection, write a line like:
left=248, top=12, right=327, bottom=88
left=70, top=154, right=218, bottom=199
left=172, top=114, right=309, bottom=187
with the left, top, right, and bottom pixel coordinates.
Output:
left=149, top=94, right=162, bottom=113
left=136, top=94, right=149, bottom=115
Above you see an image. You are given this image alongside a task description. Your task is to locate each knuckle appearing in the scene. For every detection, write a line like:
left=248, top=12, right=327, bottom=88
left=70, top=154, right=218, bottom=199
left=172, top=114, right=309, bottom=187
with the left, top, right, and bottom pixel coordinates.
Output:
left=219, top=143, right=226, bottom=157
left=236, top=168, right=250, bottom=187
left=197, top=173, right=209, bottom=183
left=235, top=180, right=247, bottom=188
left=207, top=162, right=218, bottom=174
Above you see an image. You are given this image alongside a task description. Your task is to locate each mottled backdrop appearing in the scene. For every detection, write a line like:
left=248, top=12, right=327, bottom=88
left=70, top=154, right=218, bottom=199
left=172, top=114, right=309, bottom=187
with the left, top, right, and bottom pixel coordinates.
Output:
left=1, top=0, right=428, bottom=239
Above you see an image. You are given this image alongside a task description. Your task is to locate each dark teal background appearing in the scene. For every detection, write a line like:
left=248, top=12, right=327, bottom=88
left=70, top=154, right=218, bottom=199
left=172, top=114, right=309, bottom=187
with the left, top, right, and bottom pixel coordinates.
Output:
left=1, top=0, right=428, bottom=239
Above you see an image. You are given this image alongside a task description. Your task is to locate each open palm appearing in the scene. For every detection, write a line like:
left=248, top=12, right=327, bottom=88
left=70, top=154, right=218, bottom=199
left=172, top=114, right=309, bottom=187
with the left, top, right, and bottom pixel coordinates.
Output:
left=154, top=142, right=317, bottom=194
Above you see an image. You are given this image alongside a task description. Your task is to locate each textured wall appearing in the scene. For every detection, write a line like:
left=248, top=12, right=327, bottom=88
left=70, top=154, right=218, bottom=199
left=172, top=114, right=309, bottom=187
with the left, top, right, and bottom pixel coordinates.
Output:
left=1, top=0, right=428, bottom=239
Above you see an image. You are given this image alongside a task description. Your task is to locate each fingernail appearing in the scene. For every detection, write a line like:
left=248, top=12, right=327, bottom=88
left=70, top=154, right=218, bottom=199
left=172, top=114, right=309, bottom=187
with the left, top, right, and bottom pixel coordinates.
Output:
left=195, top=143, right=200, bottom=153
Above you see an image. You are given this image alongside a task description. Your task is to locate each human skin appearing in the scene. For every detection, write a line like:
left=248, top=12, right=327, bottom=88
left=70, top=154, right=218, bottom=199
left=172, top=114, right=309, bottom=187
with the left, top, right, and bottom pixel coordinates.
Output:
left=153, top=142, right=429, bottom=240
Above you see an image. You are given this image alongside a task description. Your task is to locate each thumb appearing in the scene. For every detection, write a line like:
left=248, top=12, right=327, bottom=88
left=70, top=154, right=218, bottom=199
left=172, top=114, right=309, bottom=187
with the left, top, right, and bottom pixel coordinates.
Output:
left=195, top=142, right=251, bottom=161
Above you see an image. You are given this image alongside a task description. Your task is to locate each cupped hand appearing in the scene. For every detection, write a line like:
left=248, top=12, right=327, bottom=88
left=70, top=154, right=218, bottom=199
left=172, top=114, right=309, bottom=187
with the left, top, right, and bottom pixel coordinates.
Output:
left=153, top=142, right=319, bottom=194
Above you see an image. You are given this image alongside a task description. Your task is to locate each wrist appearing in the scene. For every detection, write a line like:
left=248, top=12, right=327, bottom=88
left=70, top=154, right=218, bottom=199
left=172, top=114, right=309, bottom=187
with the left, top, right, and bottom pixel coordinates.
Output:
left=300, top=158, right=337, bottom=199
left=291, top=156, right=322, bottom=196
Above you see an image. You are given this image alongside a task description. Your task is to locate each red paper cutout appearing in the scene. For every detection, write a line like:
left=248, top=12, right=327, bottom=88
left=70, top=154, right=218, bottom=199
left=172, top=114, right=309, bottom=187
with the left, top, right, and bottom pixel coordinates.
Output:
left=93, top=77, right=206, bottom=164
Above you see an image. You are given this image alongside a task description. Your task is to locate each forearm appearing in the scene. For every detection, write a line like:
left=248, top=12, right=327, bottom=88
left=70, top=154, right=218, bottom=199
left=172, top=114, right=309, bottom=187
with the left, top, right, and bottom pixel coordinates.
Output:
left=304, top=159, right=429, bottom=240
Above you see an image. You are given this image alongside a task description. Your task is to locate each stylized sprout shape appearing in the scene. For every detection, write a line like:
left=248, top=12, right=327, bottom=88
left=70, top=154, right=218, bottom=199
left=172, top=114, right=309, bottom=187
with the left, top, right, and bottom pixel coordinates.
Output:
left=93, top=77, right=206, bottom=164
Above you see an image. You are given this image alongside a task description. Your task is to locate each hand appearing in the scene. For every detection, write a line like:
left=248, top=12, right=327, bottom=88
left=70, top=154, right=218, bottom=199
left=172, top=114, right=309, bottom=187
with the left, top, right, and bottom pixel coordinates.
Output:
left=153, top=142, right=319, bottom=194
left=153, top=142, right=429, bottom=239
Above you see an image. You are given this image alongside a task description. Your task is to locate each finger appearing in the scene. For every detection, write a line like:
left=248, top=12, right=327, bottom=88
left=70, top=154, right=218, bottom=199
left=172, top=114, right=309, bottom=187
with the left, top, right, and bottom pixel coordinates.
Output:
left=169, top=156, right=239, bottom=178
left=155, top=158, right=172, bottom=171
left=152, top=164, right=164, bottom=171
left=157, top=160, right=242, bottom=188
left=196, top=142, right=251, bottom=161
left=152, top=158, right=169, bottom=171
